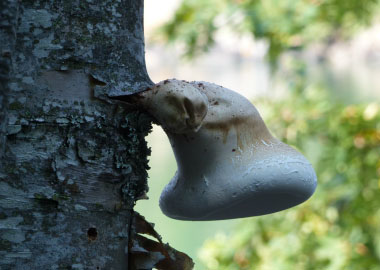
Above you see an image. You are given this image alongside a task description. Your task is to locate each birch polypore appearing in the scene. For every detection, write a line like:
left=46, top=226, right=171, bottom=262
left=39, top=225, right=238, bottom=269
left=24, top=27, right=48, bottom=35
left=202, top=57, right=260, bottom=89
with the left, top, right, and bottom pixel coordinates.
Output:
left=138, top=79, right=317, bottom=221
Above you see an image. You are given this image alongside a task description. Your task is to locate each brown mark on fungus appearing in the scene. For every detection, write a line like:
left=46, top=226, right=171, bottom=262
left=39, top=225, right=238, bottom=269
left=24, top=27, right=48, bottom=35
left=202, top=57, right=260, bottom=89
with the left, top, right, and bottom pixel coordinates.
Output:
left=114, top=79, right=317, bottom=221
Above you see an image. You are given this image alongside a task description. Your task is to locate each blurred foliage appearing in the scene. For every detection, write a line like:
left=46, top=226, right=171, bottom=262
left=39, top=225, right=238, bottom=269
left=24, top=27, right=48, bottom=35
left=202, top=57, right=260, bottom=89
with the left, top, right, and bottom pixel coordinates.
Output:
left=198, top=60, right=380, bottom=270
left=160, top=0, right=380, bottom=61
left=160, top=2, right=380, bottom=268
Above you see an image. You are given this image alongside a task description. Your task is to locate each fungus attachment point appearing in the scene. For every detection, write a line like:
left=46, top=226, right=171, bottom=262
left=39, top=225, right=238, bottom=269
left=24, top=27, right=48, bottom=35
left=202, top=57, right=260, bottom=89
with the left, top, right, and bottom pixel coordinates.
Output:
left=133, top=79, right=317, bottom=220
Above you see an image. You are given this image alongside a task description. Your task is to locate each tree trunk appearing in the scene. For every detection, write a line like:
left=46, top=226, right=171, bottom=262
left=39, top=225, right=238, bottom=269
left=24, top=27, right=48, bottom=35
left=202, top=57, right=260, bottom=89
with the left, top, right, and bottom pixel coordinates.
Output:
left=0, top=1, right=154, bottom=269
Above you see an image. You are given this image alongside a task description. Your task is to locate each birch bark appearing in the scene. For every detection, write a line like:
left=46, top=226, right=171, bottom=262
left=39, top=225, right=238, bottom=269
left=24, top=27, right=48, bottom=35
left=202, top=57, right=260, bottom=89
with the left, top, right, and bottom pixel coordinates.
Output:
left=0, top=1, right=153, bottom=269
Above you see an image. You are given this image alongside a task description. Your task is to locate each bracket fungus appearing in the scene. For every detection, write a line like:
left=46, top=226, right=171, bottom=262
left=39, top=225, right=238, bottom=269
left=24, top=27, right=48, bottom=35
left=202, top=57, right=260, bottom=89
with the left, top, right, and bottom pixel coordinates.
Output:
left=119, top=79, right=317, bottom=221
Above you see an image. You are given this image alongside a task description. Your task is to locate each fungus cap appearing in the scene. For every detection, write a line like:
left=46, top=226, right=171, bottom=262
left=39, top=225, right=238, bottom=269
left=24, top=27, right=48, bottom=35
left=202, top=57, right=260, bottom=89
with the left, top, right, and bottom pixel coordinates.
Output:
left=139, top=79, right=317, bottom=221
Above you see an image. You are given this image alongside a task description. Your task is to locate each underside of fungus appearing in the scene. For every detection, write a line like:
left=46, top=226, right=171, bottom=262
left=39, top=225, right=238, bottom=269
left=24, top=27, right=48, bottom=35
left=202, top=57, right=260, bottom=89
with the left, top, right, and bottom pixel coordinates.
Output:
left=126, top=79, right=317, bottom=221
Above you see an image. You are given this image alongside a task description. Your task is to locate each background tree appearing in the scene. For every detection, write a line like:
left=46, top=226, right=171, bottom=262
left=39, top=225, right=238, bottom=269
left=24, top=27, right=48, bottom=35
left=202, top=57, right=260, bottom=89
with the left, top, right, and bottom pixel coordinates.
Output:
left=160, top=0, right=380, bottom=62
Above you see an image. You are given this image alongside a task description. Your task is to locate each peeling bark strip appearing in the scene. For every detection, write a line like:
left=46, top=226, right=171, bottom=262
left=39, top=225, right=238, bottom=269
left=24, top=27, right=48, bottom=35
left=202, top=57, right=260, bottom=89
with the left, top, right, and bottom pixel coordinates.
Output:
left=0, top=1, right=158, bottom=269
left=129, top=212, right=194, bottom=270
